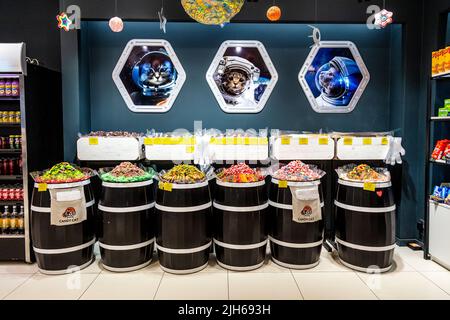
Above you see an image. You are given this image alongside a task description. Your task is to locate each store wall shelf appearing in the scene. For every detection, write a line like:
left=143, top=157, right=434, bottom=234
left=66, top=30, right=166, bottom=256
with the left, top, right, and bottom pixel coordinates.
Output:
left=0, top=201, right=23, bottom=205
left=0, top=123, right=21, bottom=128
left=0, top=149, right=21, bottom=154
left=431, top=72, right=450, bottom=79
left=0, top=175, right=23, bottom=181
left=0, top=97, right=20, bottom=101
left=0, top=235, right=25, bottom=239
left=430, top=116, right=450, bottom=121
left=429, top=159, right=449, bottom=165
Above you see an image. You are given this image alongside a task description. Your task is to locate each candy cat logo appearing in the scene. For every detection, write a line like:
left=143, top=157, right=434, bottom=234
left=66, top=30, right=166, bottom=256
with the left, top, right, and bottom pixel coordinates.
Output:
left=62, top=207, right=76, bottom=218
left=57, top=5, right=81, bottom=31
left=301, top=205, right=313, bottom=217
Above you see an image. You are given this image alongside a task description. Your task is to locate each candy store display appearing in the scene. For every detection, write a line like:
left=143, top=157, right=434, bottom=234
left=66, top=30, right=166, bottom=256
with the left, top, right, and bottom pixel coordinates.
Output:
left=431, top=139, right=450, bottom=161
left=335, top=133, right=391, bottom=161
left=336, top=164, right=390, bottom=182
left=272, top=160, right=325, bottom=182
left=160, top=164, right=206, bottom=184
left=430, top=183, right=450, bottom=205
left=0, top=135, right=22, bottom=149
left=144, top=132, right=197, bottom=161
left=100, top=162, right=155, bottom=183
left=31, top=162, right=92, bottom=184
left=0, top=78, right=19, bottom=97
left=0, top=205, right=24, bottom=235
left=0, top=184, right=24, bottom=201
left=216, top=163, right=265, bottom=183
left=0, top=111, right=21, bottom=124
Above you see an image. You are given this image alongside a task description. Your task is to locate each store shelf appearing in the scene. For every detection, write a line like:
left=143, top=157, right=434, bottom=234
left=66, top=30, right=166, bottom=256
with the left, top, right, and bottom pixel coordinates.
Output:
left=0, top=200, right=23, bottom=205
left=0, top=97, right=20, bottom=101
left=0, top=235, right=25, bottom=239
left=429, top=201, right=450, bottom=210
left=431, top=72, right=450, bottom=79
left=0, top=175, right=22, bottom=181
left=0, top=149, right=21, bottom=154
left=0, top=123, right=20, bottom=128
left=430, top=116, right=450, bottom=121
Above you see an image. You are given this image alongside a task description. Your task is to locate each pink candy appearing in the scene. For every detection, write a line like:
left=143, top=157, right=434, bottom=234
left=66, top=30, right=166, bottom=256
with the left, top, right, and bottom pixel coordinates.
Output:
left=273, top=160, right=322, bottom=182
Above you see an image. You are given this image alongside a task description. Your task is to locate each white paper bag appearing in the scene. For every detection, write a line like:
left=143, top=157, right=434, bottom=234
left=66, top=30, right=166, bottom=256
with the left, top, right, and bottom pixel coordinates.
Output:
left=49, top=186, right=87, bottom=226
left=289, top=186, right=322, bottom=223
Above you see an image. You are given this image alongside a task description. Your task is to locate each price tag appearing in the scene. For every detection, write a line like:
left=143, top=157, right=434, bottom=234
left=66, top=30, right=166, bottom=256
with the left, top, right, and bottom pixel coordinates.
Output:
left=158, top=181, right=164, bottom=190
left=363, top=138, right=372, bottom=145
left=144, top=137, right=153, bottom=145
left=38, top=183, right=48, bottom=192
left=343, top=137, right=353, bottom=145
left=164, top=182, right=173, bottom=192
left=88, top=137, right=98, bottom=145
left=363, top=182, right=376, bottom=192
left=236, top=137, right=244, bottom=145
left=318, top=137, right=328, bottom=145
left=186, top=146, right=195, bottom=153
left=281, top=136, right=291, bottom=145
left=299, top=137, right=309, bottom=145
left=226, top=137, right=234, bottom=145
left=244, top=137, right=250, bottom=145
left=381, top=137, right=389, bottom=145
left=279, top=180, right=288, bottom=188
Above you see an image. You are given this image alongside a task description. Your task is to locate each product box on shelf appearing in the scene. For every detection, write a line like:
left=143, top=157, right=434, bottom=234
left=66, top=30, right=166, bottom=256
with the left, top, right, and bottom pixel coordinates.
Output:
left=77, top=132, right=143, bottom=161
left=207, top=131, right=269, bottom=161
left=335, top=135, right=390, bottom=160
left=270, top=131, right=334, bottom=160
left=144, top=135, right=196, bottom=161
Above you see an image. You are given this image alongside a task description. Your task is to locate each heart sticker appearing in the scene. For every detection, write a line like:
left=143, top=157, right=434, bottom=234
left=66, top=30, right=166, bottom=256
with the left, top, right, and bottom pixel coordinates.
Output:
left=376, top=190, right=383, bottom=197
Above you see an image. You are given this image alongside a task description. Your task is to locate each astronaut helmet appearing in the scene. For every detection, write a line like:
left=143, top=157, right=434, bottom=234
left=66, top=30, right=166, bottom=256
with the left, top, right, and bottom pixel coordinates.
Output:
left=314, top=56, right=361, bottom=106
left=131, top=50, right=178, bottom=97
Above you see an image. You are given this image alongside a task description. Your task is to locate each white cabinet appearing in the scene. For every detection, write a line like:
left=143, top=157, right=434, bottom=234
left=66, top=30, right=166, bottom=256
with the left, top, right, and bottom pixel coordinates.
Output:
left=429, top=201, right=450, bottom=270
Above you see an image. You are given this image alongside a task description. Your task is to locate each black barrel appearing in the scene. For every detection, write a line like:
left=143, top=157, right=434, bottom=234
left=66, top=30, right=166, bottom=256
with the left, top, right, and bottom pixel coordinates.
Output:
left=213, top=179, right=268, bottom=271
left=155, top=180, right=212, bottom=274
left=335, top=178, right=396, bottom=273
left=30, top=179, right=96, bottom=274
left=269, top=178, right=324, bottom=269
left=98, top=179, right=155, bottom=272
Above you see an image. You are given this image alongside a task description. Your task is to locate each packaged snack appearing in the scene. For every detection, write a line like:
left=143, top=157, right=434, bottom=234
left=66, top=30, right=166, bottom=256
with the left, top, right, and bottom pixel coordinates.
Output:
left=271, top=160, right=325, bottom=182
left=0, top=79, right=5, bottom=96
left=432, top=140, right=450, bottom=160
left=4, top=80, right=11, bottom=96
left=100, top=162, right=155, bottom=183
left=216, top=163, right=265, bottom=183
left=160, top=164, right=206, bottom=184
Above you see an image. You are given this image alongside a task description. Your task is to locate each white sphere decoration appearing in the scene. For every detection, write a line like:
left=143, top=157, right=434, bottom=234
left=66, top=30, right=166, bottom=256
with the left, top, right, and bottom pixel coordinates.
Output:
left=109, top=16, right=124, bottom=32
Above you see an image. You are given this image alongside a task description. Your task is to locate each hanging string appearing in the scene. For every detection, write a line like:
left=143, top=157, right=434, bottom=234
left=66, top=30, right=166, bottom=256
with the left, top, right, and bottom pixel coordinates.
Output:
left=315, top=0, right=318, bottom=23
left=114, top=0, right=118, bottom=16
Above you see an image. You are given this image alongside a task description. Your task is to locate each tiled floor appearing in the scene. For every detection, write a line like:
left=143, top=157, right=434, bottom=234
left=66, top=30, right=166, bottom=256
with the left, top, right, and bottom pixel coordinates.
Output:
left=1, top=246, right=450, bottom=300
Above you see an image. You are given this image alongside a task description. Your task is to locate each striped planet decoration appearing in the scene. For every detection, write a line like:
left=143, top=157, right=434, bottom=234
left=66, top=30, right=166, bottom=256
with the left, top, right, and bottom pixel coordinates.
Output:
left=181, top=0, right=245, bottom=25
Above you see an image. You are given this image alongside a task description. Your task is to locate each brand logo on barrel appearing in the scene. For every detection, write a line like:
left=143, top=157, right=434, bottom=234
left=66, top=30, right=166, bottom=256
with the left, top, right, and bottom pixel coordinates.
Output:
left=301, top=205, right=313, bottom=217
left=62, top=207, right=76, bottom=218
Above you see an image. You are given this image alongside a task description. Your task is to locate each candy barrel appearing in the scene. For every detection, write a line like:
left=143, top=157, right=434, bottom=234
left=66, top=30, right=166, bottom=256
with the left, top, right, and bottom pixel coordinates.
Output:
left=213, top=179, right=268, bottom=271
left=156, top=180, right=212, bottom=274
left=98, top=180, right=155, bottom=272
left=334, top=179, right=396, bottom=272
left=30, top=179, right=96, bottom=274
left=269, top=178, right=324, bottom=269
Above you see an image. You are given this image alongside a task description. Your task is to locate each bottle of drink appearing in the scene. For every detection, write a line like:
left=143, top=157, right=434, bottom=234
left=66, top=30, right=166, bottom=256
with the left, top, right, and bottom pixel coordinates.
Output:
left=17, top=206, right=24, bottom=235
left=0, top=79, right=5, bottom=96
left=1, top=206, right=10, bottom=235
left=11, top=80, right=19, bottom=97
left=4, top=80, right=11, bottom=96
left=9, top=206, right=17, bottom=235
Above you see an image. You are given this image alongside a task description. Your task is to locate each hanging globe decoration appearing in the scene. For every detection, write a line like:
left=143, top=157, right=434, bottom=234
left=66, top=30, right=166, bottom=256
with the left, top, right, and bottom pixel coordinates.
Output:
left=181, top=0, right=245, bottom=25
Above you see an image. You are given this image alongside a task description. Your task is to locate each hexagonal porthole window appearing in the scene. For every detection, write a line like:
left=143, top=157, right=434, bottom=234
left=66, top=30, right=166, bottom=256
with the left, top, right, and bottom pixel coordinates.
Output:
left=206, top=40, right=278, bottom=113
left=112, top=39, right=186, bottom=113
left=298, top=41, right=370, bottom=113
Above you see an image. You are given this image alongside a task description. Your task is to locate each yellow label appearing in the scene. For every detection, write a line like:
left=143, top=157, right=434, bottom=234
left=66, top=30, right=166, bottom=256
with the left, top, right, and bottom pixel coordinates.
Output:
left=343, top=137, right=353, bottom=145
left=258, top=137, right=268, bottom=145
left=299, top=137, right=309, bottom=145
left=236, top=137, right=244, bottom=145
left=38, top=183, right=48, bottom=192
left=244, top=137, right=250, bottom=145
left=363, top=182, right=376, bottom=192
left=381, top=137, right=389, bottom=145
left=88, top=137, right=98, bottom=145
left=318, top=137, right=328, bottom=145
left=144, top=137, right=153, bottom=145
left=363, top=138, right=372, bottom=145
left=281, top=136, right=291, bottom=145
left=186, top=146, right=195, bottom=153
left=279, top=180, right=288, bottom=188
left=226, top=137, right=234, bottom=145
left=158, top=181, right=164, bottom=190
left=164, top=182, right=173, bottom=192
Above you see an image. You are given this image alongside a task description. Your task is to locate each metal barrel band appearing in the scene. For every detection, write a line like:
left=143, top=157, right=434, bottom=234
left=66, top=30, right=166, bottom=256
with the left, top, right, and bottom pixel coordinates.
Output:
left=98, top=238, right=155, bottom=251
left=101, top=260, right=152, bottom=273
left=31, top=199, right=95, bottom=213
left=337, top=179, right=392, bottom=189
left=334, top=200, right=396, bottom=213
left=335, top=237, right=396, bottom=252
left=271, top=257, right=320, bottom=270
left=269, top=236, right=323, bottom=249
left=155, top=201, right=212, bottom=213
left=34, top=179, right=91, bottom=189
left=213, top=202, right=269, bottom=213
left=159, top=262, right=208, bottom=275
left=268, top=200, right=324, bottom=210
left=338, top=258, right=392, bottom=273
left=271, top=178, right=321, bottom=187
left=159, top=180, right=209, bottom=190
left=213, top=238, right=267, bottom=250
left=98, top=202, right=155, bottom=213
left=216, top=260, right=264, bottom=271
left=33, top=237, right=96, bottom=255
left=215, top=180, right=265, bottom=188
left=102, top=179, right=153, bottom=188
left=156, top=241, right=212, bottom=254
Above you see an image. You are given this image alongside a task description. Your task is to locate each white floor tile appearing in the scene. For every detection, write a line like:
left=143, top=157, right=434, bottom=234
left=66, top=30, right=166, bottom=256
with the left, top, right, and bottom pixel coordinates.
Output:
left=390, top=252, right=416, bottom=272
left=290, top=251, right=351, bottom=273
left=0, top=274, right=33, bottom=299
left=420, top=272, right=450, bottom=296
left=155, top=272, right=228, bottom=300
left=293, top=272, right=378, bottom=300
left=396, top=247, right=447, bottom=272
left=228, top=272, right=302, bottom=300
left=80, top=272, right=163, bottom=300
left=4, top=273, right=98, bottom=300
left=358, top=271, right=450, bottom=300
left=0, top=262, right=38, bottom=274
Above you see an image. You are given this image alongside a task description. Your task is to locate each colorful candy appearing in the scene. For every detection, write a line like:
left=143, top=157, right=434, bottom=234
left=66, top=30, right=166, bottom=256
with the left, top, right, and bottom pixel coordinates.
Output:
left=100, top=162, right=154, bottom=183
left=273, top=160, right=324, bottom=182
left=216, top=163, right=265, bottom=183
left=161, top=165, right=206, bottom=184
left=34, top=162, right=90, bottom=183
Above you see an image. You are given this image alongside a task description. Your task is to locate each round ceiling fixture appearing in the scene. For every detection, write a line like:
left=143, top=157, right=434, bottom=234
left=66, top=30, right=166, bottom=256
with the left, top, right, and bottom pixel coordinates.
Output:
left=109, top=16, right=124, bottom=32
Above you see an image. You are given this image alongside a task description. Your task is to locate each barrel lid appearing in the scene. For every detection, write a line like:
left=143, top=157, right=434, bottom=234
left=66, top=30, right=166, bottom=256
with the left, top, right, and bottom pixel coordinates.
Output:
left=34, top=179, right=91, bottom=189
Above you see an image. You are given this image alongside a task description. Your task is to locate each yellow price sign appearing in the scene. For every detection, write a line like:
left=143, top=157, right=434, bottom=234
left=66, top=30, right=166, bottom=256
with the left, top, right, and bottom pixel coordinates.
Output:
left=159, top=182, right=173, bottom=192
left=225, top=137, right=234, bottom=145
left=279, top=180, right=288, bottom=188
left=38, top=183, right=48, bottom=192
left=281, top=137, right=291, bottom=145
left=88, top=137, right=98, bottom=145
left=343, top=137, right=353, bottom=145
left=144, top=137, right=153, bottom=145
left=244, top=137, right=250, bottom=145
left=318, top=137, right=328, bottom=145
left=381, top=137, right=389, bottom=145
left=363, top=182, right=376, bottom=192
left=186, top=146, right=195, bottom=153
left=363, top=138, right=372, bottom=145
left=299, top=137, right=309, bottom=145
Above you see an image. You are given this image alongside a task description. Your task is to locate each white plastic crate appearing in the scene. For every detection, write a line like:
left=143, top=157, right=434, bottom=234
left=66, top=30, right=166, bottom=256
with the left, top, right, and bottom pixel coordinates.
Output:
left=336, top=136, right=390, bottom=160
left=77, top=136, right=143, bottom=161
left=429, top=201, right=450, bottom=270
left=208, top=136, right=269, bottom=161
left=144, top=137, right=196, bottom=161
left=270, top=134, right=334, bottom=160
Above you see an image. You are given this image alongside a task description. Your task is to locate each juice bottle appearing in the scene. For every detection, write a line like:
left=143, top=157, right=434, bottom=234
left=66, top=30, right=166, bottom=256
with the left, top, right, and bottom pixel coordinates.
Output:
left=17, top=206, right=24, bottom=235
left=0, top=79, right=5, bottom=96
left=11, top=79, right=19, bottom=96
left=9, top=206, right=17, bottom=234
left=4, top=79, right=11, bottom=96
left=1, top=206, right=9, bottom=234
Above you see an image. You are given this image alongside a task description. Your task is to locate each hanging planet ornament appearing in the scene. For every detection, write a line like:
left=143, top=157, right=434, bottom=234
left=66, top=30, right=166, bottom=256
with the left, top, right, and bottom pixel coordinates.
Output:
left=109, top=16, right=124, bottom=32
left=266, top=6, right=281, bottom=22
left=181, top=0, right=244, bottom=25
